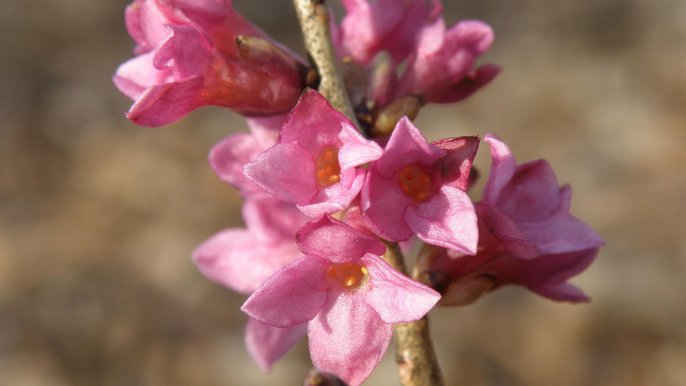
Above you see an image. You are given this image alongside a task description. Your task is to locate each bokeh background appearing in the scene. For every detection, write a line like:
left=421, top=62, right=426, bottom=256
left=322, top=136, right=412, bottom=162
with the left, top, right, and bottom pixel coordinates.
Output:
left=1, top=0, right=685, bottom=385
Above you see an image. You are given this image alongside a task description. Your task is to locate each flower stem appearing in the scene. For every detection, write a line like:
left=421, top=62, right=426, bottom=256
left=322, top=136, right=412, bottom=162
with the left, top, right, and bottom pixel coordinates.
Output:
left=291, top=0, right=359, bottom=126
left=384, top=242, right=446, bottom=386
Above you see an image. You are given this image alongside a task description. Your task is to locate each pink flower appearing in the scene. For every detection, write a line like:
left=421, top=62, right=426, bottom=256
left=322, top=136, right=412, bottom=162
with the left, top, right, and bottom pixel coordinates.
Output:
left=242, top=216, right=440, bottom=385
left=193, top=195, right=309, bottom=370
left=361, top=117, right=479, bottom=253
left=335, top=0, right=441, bottom=65
left=209, top=114, right=285, bottom=197
left=192, top=195, right=307, bottom=294
left=244, top=89, right=383, bottom=217
left=420, top=134, right=604, bottom=305
left=245, top=318, right=307, bottom=371
left=480, top=134, right=604, bottom=257
left=396, top=19, right=500, bottom=104
left=114, top=0, right=304, bottom=127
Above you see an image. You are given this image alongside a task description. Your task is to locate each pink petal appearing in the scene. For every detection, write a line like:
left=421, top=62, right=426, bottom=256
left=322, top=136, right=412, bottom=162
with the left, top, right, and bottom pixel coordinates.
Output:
left=337, top=124, right=383, bottom=169
left=246, top=114, right=286, bottom=147
left=243, top=143, right=317, bottom=205
left=362, top=254, right=439, bottom=323
left=405, top=185, right=478, bottom=254
left=432, top=135, right=480, bottom=190
left=518, top=211, right=605, bottom=254
left=113, top=52, right=172, bottom=100
left=192, top=228, right=300, bottom=294
left=153, top=25, right=213, bottom=79
left=308, top=293, right=392, bottom=386
left=296, top=216, right=385, bottom=264
left=375, top=117, right=445, bottom=176
left=245, top=318, right=307, bottom=371
left=516, top=248, right=599, bottom=302
left=361, top=170, right=414, bottom=241
left=476, top=203, right=540, bottom=259
left=496, top=159, right=563, bottom=222
left=483, top=134, right=517, bottom=203
left=280, top=89, right=351, bottom=155
left=298, top=168, right=366, bottom=217
left=208, top=133, right=265, bottom=194
left=126, top=76, right=207, bottom=127
left=243, top=196, right=308, bottom=242
left=242, top=256, right=330, bottom=327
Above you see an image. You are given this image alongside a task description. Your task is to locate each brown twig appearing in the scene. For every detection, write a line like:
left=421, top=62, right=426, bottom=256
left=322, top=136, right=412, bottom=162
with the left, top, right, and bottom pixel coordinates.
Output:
left=384, top=242, right=446, bottom=386
left=292, top=0, right=358, bottom=126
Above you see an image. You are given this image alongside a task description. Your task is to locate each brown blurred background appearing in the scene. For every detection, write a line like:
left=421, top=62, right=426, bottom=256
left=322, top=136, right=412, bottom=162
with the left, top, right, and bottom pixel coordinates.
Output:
left=1, top=0, right=685, bottom=385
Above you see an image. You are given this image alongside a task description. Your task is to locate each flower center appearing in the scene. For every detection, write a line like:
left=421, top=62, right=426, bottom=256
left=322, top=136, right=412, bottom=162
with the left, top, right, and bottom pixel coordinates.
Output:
left=315, top=147, right=341, bottom=187
left=398, top=165, right=433, bottom=202
left=325, top=262, right=368, bottom=290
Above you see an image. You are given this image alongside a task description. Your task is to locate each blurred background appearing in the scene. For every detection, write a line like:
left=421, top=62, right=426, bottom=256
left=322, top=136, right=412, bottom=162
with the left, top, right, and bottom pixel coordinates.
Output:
left=1, top=0, right=685, bottom=385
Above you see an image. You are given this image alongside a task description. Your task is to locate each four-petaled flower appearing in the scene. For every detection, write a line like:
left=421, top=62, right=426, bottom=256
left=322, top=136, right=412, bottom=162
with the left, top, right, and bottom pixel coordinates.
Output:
left=244, top=89, right=383, bottom=217
left=242, top=216, right=440, bottom=386
left=362, top=117, right=479, bottom=253
left=422, top=135, right=604, bottom=305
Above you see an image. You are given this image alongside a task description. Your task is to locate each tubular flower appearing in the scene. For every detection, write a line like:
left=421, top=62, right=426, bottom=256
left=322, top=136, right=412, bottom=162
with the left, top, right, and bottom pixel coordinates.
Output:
left=335, top=0, right=441, bottom=65
left=242, top=216, right=440, bottom=386
left=361, top=117, right=479, bottom=253
left=244, top=89, right=383, bottom=217
left=421, top=135, right=604, bottom=305
left=395, top=19, right=500, bottom=104
left=114, top=0, right=305, bottom=127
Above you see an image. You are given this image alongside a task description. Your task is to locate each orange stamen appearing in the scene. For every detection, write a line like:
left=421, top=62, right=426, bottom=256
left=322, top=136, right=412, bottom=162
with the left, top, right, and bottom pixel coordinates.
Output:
left=315, top=147, right=341, bottom=187
left=325, top=262, right=369, bottom=290
left=398, top=165, right=434, bottom=202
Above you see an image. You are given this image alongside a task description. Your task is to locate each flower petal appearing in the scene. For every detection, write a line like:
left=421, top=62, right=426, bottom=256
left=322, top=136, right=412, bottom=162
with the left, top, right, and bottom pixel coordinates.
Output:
left=362, top=254, right=439, bottom=323
left=375, top=117, right=445, bottom=175
left=245, top=318, right=307, bottom=371
left=308, top=293, right=392, bottom=386
left=126, top=76, right=207, bottom=127
left=361, top=167, right=414, bottom=241
left=208, top=133, right=266, bottom=194
left=483, top=134, right=516, bottom=204
left=406, top=185, right=478, bottom=254
left=192, top=228, right=300, bottom=294
left=296, top=216, right=386, bottom=264
left=242, top=256, right=330, bottom=327
left=244, top=142, right=317, bottom=205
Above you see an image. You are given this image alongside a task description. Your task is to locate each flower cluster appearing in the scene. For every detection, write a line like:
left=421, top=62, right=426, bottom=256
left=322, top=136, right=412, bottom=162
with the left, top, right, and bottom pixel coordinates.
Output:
left=115, top=1, right=603, bottom=385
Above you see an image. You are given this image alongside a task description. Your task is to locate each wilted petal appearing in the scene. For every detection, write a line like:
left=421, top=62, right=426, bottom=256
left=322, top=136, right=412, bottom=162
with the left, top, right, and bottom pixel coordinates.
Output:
left=362, top=254, right=439, bottom=323
left=308, top=293, right=392, bottom=386
left=245, top=318, right=307, bottom=371
left=242, top=256, right=330, bottom=327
